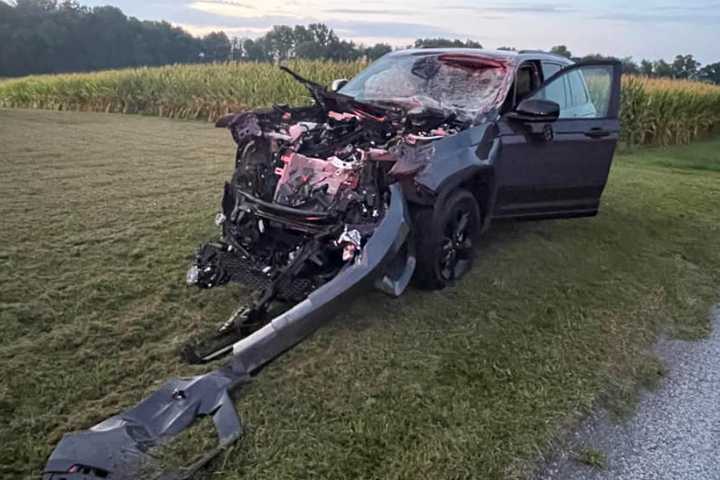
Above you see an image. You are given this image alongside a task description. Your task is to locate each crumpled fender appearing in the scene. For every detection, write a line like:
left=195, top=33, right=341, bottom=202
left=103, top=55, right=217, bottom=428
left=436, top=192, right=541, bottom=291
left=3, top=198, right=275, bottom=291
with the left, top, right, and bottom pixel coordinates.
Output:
left=415, top=122, right=499, bottom=195
left=409, top=121, right=501, bottom=231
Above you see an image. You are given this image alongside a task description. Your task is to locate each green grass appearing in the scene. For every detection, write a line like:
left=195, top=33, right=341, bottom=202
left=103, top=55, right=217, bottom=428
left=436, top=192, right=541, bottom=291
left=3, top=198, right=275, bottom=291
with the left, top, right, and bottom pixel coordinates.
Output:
left=574, top=447, right=607, bottom=469
left=0, top=109, right=718, bottom=479
left=623, top=140, right=720, bottom=172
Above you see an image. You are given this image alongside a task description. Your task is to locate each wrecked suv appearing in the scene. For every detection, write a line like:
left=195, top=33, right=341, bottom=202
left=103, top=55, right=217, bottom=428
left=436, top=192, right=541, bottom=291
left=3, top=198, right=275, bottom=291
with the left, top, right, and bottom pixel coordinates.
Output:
left=182, top=49, right=622, bottom=363
left=43, top=49, right=622, bottom=479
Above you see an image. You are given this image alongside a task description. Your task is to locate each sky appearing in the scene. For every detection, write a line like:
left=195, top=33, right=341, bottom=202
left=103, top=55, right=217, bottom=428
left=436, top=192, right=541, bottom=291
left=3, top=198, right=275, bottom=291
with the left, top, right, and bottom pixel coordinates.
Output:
left=69, top=0, right=720, bottom=63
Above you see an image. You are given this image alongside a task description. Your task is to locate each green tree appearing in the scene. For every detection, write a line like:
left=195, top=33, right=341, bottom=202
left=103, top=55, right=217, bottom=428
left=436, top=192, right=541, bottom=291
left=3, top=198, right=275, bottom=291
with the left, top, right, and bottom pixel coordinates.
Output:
left=265, top=25, right=295, bottom=60
left=698, top=62, right=720, bottom=84
left=671, top=54, right=699, bottom=79
left=295, top=40, right=326, bottom=60
left=577, top=53, right=619, bottom=62
left=654, top=59, right=673, bottom=78
left=640, top=59, right=654, bottom=76
left=365, top=43, right=392, bottom=61
left=622, top=57, right=640, bottom=75
left=0, top=0, right=209, bottom=76
left=292, top=25, right=314, bottom=46
left=201, top=31, right=231, bottom=62
left=242, top=38, right=270, bottom=62
left=326, top=39, right=362, bottom=61
left=414, top=38, right=482, bottom=49
left=308, top=23, right=335, bottom=48
left=550, top=45, right=572, bottom=59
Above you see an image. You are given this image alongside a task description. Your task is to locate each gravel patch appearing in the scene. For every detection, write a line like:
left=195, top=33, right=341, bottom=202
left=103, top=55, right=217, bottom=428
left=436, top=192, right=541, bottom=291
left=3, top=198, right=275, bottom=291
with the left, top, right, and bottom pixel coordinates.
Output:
left=539, top=306, right=720, bottom=480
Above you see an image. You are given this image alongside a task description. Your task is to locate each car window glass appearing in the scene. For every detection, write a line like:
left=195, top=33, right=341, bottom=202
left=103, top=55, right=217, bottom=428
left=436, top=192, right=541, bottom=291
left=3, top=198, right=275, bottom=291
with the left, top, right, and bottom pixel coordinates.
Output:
left=567, top=70, right=590, bottom=106
left=529, top=64, right=613, bottom=118
left=542, top=62, right=563, bottom=80
left=514, top=63, right=541, bottom=107
left=537, top=73, right=568, bottom=110
left=516, top=68, right=533, bottom=99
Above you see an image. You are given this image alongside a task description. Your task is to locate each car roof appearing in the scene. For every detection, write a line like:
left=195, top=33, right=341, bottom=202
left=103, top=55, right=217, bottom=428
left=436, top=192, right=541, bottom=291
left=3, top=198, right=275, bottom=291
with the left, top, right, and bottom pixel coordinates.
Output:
left=387, top=48, right=574, bottom=67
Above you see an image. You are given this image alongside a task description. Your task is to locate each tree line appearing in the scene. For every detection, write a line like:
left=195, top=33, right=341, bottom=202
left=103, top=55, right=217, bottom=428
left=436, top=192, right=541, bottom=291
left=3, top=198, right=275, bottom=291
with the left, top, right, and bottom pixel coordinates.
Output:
left=0, top=0, right=398, bottom=76
left=0, top=0, right=227, bottom=76
left=228, top=24, right=393, bottom=63
left=1, top=0, right=718, bottom=85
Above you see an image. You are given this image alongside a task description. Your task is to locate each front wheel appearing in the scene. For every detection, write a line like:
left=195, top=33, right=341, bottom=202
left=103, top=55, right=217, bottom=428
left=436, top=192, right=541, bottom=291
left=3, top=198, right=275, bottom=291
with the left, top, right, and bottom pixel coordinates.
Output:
left=413, top=189, right=481, bottom=290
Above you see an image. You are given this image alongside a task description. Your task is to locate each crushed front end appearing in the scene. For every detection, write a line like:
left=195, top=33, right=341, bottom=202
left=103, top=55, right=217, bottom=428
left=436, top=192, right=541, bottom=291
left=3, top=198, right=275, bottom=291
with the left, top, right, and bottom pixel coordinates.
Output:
left=43, top=54, right=515, bottom=479
left=181, top=65, right=473, bottom=363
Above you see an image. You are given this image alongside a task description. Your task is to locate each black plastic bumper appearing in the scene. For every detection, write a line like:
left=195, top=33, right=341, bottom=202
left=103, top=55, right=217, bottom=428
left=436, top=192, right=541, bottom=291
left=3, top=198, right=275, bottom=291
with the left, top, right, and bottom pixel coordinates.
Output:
left=43, top=184, right=413, bottom=479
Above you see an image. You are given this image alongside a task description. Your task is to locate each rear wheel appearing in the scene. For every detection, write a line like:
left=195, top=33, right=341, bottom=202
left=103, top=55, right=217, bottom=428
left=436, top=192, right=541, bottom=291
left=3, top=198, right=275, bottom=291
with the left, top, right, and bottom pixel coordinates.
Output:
left=413, top=189, right=481, bottom=290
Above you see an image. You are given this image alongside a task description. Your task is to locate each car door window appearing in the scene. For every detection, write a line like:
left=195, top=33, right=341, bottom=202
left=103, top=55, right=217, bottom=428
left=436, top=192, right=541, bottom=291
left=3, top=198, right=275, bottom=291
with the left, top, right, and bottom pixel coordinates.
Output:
left=529, top=64, right=614, bottom=119
left=541, top=62, right=563, bottom=80
left=567, top=70, right=590, bottom=106
left=540, top=74, right=568, bottom=111
left=515, top=64, right=540, bottom=103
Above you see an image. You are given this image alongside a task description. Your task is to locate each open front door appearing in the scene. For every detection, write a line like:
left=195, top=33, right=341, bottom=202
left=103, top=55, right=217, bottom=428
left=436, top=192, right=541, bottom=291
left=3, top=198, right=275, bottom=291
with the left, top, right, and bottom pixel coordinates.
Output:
left=495, top=60, right=622, bottom=219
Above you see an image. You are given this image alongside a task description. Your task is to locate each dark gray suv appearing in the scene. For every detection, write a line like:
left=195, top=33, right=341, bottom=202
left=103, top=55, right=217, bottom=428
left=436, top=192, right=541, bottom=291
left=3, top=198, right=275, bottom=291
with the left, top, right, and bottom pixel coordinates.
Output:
left=43, top=49, right=622, bottom=480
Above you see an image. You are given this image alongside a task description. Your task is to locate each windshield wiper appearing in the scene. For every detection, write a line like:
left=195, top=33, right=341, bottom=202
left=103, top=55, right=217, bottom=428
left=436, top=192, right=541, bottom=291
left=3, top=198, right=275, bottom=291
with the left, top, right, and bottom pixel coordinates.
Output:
left=279, top=65, right=390, bottom=119
left=279, top=65, right=330, bottom=110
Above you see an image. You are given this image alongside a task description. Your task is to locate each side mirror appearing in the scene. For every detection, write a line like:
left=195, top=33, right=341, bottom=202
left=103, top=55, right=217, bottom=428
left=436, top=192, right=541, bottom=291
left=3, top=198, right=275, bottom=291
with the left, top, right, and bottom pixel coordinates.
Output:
left=509, top=99, right=560, bottom=122
left=331, top=78, right=348, bottom=92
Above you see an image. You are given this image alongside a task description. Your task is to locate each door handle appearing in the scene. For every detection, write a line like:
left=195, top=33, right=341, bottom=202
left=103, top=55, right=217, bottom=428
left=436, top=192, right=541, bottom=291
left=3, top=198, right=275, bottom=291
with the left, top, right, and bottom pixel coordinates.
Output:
left=585, top=128, right=611, bottom=139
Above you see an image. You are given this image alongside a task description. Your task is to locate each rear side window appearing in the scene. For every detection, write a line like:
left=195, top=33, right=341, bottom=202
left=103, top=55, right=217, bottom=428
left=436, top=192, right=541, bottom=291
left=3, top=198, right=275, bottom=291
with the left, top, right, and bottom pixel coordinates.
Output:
left=537, top=74, right=568, bottom=110
left=541, top=62, right=563, bottom=80
left=529, top=64, right=614, bottom=118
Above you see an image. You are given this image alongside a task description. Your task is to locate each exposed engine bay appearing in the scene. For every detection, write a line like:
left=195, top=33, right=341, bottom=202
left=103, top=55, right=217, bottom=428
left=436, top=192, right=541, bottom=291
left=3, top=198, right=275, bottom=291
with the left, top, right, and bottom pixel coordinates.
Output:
left=181, top=61, right=497, bottom=363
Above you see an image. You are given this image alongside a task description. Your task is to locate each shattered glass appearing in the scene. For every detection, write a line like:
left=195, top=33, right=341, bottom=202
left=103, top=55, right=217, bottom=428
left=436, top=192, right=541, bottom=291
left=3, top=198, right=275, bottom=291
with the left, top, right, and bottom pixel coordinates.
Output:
left=339, top=53, right=513, bottom=122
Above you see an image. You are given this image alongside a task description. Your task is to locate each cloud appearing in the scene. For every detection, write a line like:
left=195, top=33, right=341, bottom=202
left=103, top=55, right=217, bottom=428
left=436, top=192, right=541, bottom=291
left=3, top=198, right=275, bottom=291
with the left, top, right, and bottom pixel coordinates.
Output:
left=445, top=2, right=576, bottom=14
left=590, top=0, right=720, bottom=24
left=323, top=8, right=416, bottom=16
left=174, top=22, right=268, bottom=37
left=198, top=0, right=255, bottom=5
left=189, top=1, right=256, bottom=18
left=173, top=2, right=480, bottom=42
left=652, top=1, right=720, bottom=11
left=594, top=11, right=720, bottom=24
left=175, top=12, right=313, bottom=29
left=177, top=16, right=472, bottom=41
left=331, top=20, right=470, bottom=39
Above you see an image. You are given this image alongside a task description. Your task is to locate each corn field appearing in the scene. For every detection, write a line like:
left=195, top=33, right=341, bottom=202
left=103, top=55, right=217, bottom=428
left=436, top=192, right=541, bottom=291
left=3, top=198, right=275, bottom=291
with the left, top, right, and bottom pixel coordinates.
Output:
left=0, top=61, right=364, bottom=122
left=0, top=61, right=719, bottom=146
left=621, top=76, right=720, bottom=146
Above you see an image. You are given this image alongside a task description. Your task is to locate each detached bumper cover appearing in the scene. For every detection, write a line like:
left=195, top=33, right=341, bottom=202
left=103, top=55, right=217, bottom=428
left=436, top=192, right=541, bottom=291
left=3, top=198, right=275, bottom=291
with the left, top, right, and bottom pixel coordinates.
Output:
left=43, top=184, right=412, bottom=479
left=43, top=370, right=245, bottom=480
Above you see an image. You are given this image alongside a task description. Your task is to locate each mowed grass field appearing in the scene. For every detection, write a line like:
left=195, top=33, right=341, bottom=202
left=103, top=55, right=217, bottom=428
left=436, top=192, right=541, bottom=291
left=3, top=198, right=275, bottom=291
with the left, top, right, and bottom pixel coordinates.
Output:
left=1, top=109, right=719, bottom=479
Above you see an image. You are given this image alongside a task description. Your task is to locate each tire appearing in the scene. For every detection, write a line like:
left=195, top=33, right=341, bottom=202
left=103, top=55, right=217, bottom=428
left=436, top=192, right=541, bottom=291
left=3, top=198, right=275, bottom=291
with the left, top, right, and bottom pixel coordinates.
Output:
left=413, top=189, right=481, bottom=290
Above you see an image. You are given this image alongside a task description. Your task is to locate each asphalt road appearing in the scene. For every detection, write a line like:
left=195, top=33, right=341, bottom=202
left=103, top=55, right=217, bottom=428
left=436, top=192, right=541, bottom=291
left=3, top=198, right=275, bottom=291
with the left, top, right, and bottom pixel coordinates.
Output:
left=540, top=306, right=720, bottom=480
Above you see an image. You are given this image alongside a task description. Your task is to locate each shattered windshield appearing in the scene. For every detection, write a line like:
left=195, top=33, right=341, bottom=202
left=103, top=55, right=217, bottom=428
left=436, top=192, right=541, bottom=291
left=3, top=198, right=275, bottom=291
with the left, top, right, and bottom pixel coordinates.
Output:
left=339, top=53, right=512, bottom=121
